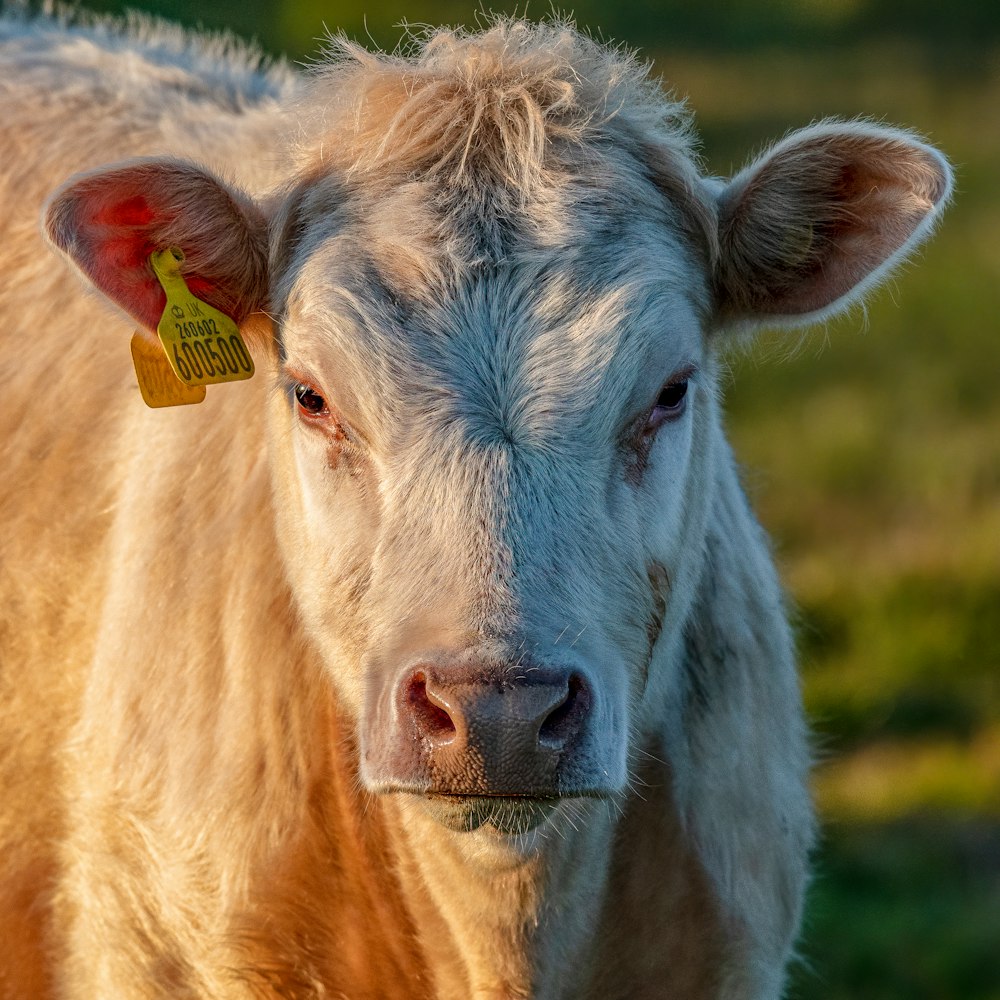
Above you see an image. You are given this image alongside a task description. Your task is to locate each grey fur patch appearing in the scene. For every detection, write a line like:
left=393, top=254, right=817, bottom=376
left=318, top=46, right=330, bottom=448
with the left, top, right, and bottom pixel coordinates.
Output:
left=642, top=561, right=669, bottom=690
left=681, top=534, right=734, bottom=720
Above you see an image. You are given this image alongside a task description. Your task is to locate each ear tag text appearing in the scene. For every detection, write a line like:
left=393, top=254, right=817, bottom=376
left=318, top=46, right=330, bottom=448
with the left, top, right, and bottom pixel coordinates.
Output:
left=130, top=330, right=206, bottom=407
left=150, top=247, right=255, bottom=389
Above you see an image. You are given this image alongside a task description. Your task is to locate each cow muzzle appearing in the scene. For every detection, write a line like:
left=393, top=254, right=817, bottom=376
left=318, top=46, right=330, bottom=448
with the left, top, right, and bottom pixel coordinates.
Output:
left=363, top=657, right=610, bottom=831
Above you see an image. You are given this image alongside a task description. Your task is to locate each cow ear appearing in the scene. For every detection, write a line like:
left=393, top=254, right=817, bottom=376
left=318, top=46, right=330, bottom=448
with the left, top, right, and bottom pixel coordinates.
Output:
left=711, top=122, right=952, bottom=332
left=44, top=158, right=269, bottom=333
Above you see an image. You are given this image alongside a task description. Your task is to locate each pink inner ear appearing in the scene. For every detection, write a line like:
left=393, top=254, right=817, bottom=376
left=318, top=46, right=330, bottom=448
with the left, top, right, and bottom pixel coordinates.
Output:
left=186, top=275, right=218, bottom=302
left=46, top=158, right=270, bottom=334
left=104, top=233, right=155, bottom=271
left=95, top=195, right=155, bottom=228
left=85, top=192, right=176, bottom=329
left=91, top=231, right=166, bottom=331
left=713, top=126, right=951, bottom=324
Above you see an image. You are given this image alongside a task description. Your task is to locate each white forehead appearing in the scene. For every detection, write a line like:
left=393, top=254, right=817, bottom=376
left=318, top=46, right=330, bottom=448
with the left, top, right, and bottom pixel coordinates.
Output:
left=281, top=193, right=708, bottom=452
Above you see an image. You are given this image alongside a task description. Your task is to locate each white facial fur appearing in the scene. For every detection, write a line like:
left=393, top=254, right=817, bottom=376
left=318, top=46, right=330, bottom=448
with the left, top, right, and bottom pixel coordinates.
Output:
left=267, top=180, right=715, bottom=797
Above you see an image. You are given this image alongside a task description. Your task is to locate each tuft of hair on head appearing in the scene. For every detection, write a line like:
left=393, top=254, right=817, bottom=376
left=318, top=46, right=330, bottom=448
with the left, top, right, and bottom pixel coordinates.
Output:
left=290, top=17, right=700, bottom=201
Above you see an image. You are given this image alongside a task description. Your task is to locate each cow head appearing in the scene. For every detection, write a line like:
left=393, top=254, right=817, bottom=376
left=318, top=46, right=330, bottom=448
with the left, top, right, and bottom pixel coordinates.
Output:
left=45, top=25, right=951, bottom=840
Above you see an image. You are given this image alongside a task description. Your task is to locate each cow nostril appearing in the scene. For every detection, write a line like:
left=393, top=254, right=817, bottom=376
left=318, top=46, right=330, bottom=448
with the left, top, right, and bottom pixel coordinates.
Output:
left=538, top=673, right=588, bottom=749
left=407, top=672, right=457, bottom=743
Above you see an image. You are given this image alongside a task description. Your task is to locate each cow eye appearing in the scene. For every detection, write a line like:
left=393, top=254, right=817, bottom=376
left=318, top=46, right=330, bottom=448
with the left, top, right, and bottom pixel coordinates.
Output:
left=294, top=383, right=327, bottom=416
left=657, top=380, right=688, bottom=411
left=645, top=377, right=689, bottom=434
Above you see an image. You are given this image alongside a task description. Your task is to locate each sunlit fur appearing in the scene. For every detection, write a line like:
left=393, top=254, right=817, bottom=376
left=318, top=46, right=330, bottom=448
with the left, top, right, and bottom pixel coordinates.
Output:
left=0, top=7, right=950, bottom=999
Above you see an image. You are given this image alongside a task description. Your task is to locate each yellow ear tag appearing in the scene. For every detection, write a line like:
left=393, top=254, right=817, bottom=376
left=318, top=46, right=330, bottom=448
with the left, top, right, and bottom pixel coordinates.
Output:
left=149, top=247, right=255, bottom=388
left=130, top=330, right=206, bottom=407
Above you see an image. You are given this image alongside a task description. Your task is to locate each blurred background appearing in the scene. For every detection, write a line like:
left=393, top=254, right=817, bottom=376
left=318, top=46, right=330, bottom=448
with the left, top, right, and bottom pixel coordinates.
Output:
left=74, top=0, right=1000, bottom=995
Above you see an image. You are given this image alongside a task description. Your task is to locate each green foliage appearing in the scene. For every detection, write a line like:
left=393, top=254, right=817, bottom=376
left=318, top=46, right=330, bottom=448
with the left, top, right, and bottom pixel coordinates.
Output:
left=66, top=0, right=1000, bottom=58
left=790, top=820, right=1000, bottom=1000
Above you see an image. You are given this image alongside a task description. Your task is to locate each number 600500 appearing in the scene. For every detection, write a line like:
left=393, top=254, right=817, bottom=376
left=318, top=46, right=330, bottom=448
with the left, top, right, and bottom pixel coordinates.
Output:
left=171, top=335, right=252, bottom=382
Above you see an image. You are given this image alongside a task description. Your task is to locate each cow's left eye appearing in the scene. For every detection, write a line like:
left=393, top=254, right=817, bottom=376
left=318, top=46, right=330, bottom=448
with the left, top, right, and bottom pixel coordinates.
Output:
left=644, top=377, right=689, bottom=434
left=657, top=379, right=688, bottom=412
left=295, top=383, right=327, bottom=416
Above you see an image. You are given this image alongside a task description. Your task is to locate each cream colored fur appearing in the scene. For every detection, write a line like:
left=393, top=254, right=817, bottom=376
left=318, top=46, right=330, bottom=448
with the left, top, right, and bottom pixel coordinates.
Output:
left=0, top=8, right=951, bottom=999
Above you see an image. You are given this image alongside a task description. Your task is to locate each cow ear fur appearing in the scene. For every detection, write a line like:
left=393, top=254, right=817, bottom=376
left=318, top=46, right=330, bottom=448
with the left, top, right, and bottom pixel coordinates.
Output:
left=44, top=158, right=269, bottom=334
left=711, top=121, right=953, bottom=332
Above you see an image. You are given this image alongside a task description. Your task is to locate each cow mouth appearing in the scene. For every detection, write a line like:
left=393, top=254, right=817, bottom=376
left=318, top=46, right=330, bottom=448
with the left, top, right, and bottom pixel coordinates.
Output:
left=417, top=794, right=560, bottom=834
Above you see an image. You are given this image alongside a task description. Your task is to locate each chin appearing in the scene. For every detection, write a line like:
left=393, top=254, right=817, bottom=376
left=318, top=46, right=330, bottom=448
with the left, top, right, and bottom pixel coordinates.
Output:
left=417, top=794, right=559, bottom=835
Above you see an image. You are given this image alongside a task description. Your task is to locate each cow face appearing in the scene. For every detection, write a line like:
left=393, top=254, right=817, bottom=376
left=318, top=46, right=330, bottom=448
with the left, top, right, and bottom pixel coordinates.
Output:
left=265, top=168, right=717, bottom=832
left=44, top=31, right=950, bottom=838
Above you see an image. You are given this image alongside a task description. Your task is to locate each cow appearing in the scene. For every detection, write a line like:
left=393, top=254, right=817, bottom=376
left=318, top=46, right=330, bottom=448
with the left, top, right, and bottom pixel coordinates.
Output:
left=0, top=9, right=951, bottom=999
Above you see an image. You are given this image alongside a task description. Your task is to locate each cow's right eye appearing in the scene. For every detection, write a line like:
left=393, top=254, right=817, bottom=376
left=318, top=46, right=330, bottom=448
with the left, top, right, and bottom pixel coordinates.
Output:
left=294, top=383, right=327, bottom=416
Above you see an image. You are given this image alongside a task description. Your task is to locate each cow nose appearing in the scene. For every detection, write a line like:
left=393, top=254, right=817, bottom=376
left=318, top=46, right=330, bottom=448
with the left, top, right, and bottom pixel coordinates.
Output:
left=399, top=665, right=590, bottom=796
left=406, top=670, right=586, bottom=748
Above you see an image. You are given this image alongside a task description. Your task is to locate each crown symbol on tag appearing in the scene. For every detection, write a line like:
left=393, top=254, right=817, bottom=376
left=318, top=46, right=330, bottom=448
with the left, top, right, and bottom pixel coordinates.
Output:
left=171, top=304, right=185, bottom=319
